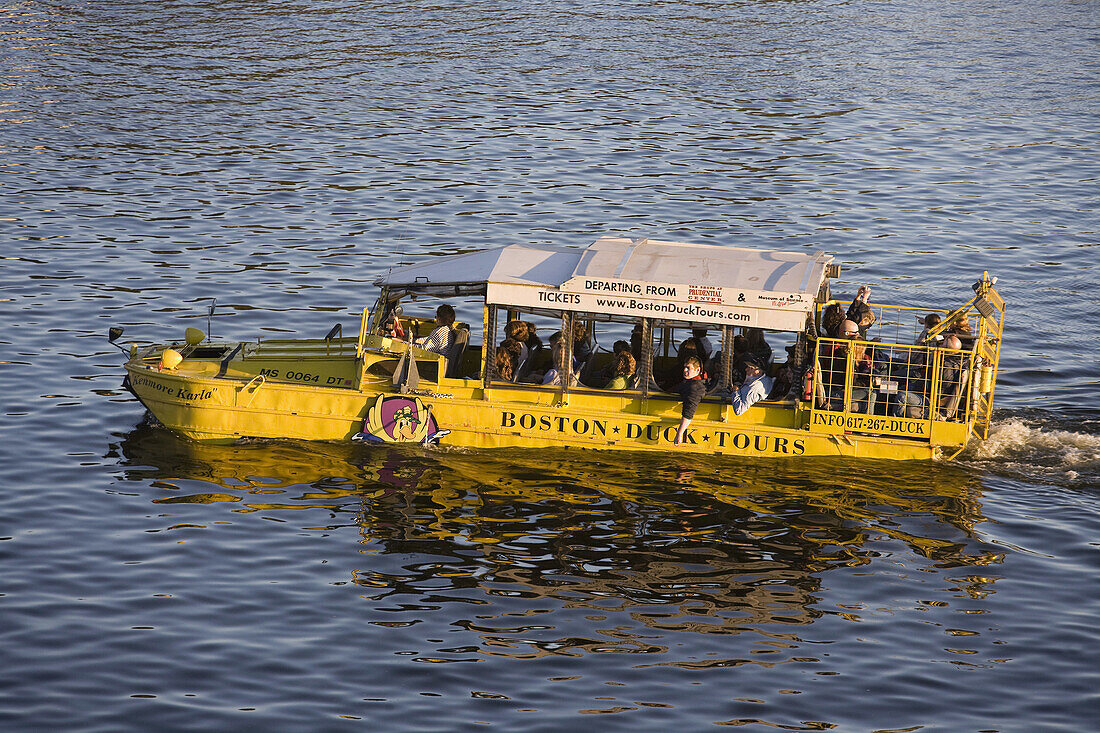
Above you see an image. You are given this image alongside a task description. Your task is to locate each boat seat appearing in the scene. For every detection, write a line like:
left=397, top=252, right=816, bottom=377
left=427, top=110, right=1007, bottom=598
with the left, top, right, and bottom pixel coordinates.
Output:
left=578, top=346, right=608, bottom=386
left=445, top=327, right=470, bottom=379
left=515, top=345, right=543, bottom=382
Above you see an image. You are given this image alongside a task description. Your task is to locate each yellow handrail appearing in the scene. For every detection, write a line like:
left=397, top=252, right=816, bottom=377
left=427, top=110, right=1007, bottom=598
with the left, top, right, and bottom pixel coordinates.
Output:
left=240, top=374, right=265, bottom=408
left=356, top=307, right=370, bottom=359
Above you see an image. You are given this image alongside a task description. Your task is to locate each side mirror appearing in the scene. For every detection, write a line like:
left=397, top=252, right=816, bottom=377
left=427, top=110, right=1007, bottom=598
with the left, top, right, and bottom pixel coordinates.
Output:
left=108, top=326, right=130, bottom=356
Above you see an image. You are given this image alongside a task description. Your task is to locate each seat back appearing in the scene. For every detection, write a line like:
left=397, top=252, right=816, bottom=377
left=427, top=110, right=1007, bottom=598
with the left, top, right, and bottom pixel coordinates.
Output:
left=578, top=346, right=607, bottom=386
left=445, top=327, right=470, bottom=379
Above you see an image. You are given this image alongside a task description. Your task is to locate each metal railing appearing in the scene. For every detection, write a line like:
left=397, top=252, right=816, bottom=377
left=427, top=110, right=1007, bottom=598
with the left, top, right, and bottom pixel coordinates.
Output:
left=810, top=278, right=1004, bottom=442
left=815, top=338, right=973, bottom=424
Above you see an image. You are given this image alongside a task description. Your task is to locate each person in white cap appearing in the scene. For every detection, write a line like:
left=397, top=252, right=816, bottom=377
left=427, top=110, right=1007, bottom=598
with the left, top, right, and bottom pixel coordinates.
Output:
left=730, top=353, right=774, bottom=416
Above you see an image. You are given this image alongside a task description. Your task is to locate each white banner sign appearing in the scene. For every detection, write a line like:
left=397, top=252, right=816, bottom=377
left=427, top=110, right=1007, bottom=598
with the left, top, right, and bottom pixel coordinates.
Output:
left=559, top=276, right=813, bottom=311
left=488, top=283, right=811, bottom=331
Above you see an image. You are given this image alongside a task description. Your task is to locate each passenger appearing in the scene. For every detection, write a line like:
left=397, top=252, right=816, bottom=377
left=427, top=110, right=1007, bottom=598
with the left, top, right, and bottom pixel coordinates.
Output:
left=591, top=340, right=632, bottom=386
left=916, top=313, right=943, bottom=345
left=937, top=334, right=968, bottom=420
left=730, top=354, right=774, bottom=416
left=948, top=314, right=971, bottom=336
left=692, top=329, right=714, bottom=361
left=504, top=320, right=527, bottom=340
left=504, top=320, right=532, bottom=368
left=845, top=285, right=876, bottom=338
left=849, top=336, right=879, bottom=414
left=947, top=314, right=977, bottom=350
left=881, top=345, right=926, bottom=419
left=572, top=322, right=593, bottom=366
left=704, top=348, right=724, bottom=391
left=630, top=323, right=643, bottom=360
left=602, top=351, right=637, bottom=391
left=400, top=304, right=456, bottom=357
left=662, top=338, right=704, bottom=391
left=526, top=331, right=579, bottom=387
left=765, top=343, right=802, bottom=401
left=730, top=329, right=770, bottom=383
left=744, top=328, right=772, bottom=366
left=494, top=338, right=523, bottom=382
left=821, top=302, right=847, bottom=338
left=730, top=333, right=748, bottom=382
left=522, top=321, right=543, bottom=353
left=819, top=319, right=875, bottom=413
left=673, top=356, right=707, bottom=446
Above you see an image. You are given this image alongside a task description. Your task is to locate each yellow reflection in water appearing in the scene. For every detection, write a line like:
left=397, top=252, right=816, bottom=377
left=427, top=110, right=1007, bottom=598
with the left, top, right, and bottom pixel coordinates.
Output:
left=115, top=422, right=1002, bottom=659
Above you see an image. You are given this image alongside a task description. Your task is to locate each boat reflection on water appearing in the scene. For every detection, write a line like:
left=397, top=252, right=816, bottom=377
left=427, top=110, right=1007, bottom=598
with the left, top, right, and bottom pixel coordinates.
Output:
left=113, top=421, right=1002, bottom=659
left=347, top=450, right=1000, bottom=657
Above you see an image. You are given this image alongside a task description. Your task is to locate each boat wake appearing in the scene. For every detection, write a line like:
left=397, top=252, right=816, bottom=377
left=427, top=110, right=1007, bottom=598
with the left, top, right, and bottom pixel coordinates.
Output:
left=961, top=414, right=1100, bottom=486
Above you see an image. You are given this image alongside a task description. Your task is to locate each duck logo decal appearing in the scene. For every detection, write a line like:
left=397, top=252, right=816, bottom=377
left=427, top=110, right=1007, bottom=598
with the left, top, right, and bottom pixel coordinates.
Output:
left=352, top=394, right=449, bottom=445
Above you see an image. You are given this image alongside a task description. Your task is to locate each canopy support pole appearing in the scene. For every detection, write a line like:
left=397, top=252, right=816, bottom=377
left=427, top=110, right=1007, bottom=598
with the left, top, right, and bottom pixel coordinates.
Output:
left=481, top=304, right=497, bottom=398
left=558, top=312, right=574, bottom=404
left=638, top=318, right=653, bottom=413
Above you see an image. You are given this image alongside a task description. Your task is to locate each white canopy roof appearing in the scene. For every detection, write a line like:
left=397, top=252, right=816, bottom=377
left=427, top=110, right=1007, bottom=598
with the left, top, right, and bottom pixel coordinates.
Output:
left=376, top=243, right=581, bottom=289
left=566, top=236, right=830, bottom=293
left=378, top=236, right=833, bottom=331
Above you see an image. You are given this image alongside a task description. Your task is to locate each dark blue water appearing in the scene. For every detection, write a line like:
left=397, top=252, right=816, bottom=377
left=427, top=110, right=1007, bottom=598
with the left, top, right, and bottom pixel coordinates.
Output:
left=2, top=1, right=1098, bottom=730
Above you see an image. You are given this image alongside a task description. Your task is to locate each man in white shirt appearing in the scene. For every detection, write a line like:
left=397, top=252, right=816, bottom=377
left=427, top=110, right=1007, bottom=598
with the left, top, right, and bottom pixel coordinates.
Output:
left=404, top=304, right=456, bottom=357
left=730, top=354, right=774, bottom=415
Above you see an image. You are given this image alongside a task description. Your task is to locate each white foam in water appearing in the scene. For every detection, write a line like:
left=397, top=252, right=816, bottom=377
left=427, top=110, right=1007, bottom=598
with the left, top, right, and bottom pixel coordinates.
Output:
left=968, top=418, right=1100, bottom=480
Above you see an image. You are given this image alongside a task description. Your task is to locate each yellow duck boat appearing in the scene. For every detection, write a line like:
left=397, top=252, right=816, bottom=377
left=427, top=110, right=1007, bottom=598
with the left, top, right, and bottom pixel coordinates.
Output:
left=115, top=236, right=1005, bottom=460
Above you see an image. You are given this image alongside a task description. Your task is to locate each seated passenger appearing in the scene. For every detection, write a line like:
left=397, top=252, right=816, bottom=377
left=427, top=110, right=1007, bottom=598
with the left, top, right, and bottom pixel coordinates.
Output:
left=399, top=304, right=457, bottom=357
left=630, top=323, right=643, bottom=360
left=525, top=331, right=579, bottom=387
left=947, top=314, right=977, bottom=350
left=692, top=329, right=714, bottom=361
left=916, top=313, right=942, bottom=345
left=730, top=354, right=774, bottom=415
left=744, top=328, right=772, bottom=366
left=522, top=321, right=543, bottom=353
left=504, top=320, right=531, bottom=366
left=936, top=335, right=968, bottom=420
left=772, top=338, right=813, bottom=401
left=730, top=334, right=748, bottom=382
left=673, top=356, right=707, bottom=446
left=730, top=329, right=771, bottom=384
left=849, top=336, right=880, bottom=414
left=572, top=323, right=593, bottom=365
left=661, top=338, right=705, bottom=391
left=602, top=351, right=636, bottom=390
left=494, top=338, right=523, bottom=382
left=591, top=340, right=632, bottom=386
left=768, top=347, right=799, bottom=401
left=704, top=349, right=724, bottom=392
left=879, top=345, right=926, bottom=419
left=819, top=319, right=876, bottom=413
